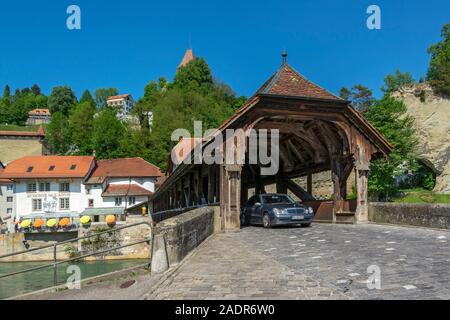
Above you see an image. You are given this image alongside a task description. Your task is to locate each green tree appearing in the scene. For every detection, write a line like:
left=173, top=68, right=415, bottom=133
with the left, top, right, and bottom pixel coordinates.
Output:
left=47, top=86, right=77, bottom=115
left=365, top=96, right=418, bottom=200
left=381, top=70, right=415, bottom=94
left=172, top=58, right=213, bottom=93
left=3, top=85, right=10, bottom=98
left=31, top=84, right=41, bottom=96
left=46, top=112, right=71, bottom=154
left=80, top=90, right=96, bottom=109
left=95, top=88, right=118, bottom=109
left=339, top=84, right=375, bottom=113
left=68, top=102, right=96, bottom=154
left=92, top=108, right=126, bottom=159
left=427, top=23, right=450, bottom=96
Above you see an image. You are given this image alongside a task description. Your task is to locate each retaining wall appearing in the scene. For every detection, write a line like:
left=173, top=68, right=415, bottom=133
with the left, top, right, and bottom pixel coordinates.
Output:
left=369, top=202, right=450, bottom=229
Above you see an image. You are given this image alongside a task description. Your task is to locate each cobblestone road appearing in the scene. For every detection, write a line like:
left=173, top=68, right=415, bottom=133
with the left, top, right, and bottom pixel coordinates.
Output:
left=147, top=223, right=450, bottom=300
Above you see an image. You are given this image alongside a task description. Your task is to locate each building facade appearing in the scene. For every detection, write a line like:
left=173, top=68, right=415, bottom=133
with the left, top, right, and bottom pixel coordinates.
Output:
left=0, top=125, right=48, bottom=165
left=27, top=108, right=52, bottom=125
left=106, top=94, right=134, bottom=119
left=0, top=164, right=14, bottom=233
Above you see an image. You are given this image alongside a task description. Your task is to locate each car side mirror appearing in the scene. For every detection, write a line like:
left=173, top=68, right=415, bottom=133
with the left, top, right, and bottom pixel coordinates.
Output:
left=254, top=202, right=262, bottom=207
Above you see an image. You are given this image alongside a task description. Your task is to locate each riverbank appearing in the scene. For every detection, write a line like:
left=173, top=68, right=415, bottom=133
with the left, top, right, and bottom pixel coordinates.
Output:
left=0, top=259, right=148, bottom=299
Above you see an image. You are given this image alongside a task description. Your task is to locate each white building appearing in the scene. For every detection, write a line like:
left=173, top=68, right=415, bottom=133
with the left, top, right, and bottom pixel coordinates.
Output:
left=106, top=94, right=134, bottom=119
left=0, top=163, right=14, bottom=233
left=0, top=156, right=162, bottom=232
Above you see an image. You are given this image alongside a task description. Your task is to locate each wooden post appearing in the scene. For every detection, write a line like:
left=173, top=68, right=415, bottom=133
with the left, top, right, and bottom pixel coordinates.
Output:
left=223, top=164, right=242, bottom=230
left=355, top=169, right=369, bottom=222
left=307, top=173, right=313, bottom=196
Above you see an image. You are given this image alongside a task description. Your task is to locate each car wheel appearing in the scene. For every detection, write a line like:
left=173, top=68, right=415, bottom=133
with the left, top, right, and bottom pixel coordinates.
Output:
left=262, top=213, right=271, bottom=228
left=240, top=213, right=247, bottom=226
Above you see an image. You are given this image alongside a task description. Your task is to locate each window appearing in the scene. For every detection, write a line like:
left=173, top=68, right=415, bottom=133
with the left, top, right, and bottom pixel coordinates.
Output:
left=6, top=184, right=13, bottom=191
left=115, top=197, right=122, bottom=206
left=6, top=197, right=13, bottom=203
left=60, top=198, right=70, bottom=210
left=85, top=187, right=91, bottom=195
left=27, top=183, right=37, bottom=193
left=48, top=165, right=55, bottom=171
left=128, top=197, right=136, bottom=205
left=70, top=164, right=77, bottom=170
left=32, top=199, right=42, bottom=211
left=39, top=183, right=50, bottom=192
left=59, top=183, right=70, bottom=192
left=88, top=199, right=94, bottom=208
left=7, top=208, right=12, bottom=214
left=27, top=166, right=34, bottom=173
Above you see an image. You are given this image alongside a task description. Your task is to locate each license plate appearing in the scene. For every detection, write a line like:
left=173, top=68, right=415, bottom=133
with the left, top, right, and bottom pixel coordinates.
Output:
left=292, top=215, right=304, bottom=220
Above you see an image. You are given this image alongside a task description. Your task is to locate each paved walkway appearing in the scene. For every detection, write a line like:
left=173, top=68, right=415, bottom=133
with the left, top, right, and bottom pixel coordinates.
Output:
left=22, top=223, right=450, bottom=300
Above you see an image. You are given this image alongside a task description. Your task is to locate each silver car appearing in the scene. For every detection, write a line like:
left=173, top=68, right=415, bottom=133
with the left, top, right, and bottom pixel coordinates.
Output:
left=241, top=193, right=314, bottom=228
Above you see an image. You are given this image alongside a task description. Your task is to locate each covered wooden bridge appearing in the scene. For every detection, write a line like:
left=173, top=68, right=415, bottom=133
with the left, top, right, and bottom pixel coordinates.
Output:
left=151, top=55, right=392, bottom=231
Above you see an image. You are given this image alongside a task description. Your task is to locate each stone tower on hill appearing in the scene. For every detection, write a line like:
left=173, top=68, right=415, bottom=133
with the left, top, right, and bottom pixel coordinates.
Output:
left=178, top=48, right=195, bottom=70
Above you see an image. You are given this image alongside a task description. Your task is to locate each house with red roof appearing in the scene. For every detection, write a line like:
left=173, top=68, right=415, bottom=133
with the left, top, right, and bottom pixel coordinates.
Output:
left=0, top=156, right=162, bottom=232
left=106, top=94, right=134, bottom=119
left=26, top=108, right=52, bottom=125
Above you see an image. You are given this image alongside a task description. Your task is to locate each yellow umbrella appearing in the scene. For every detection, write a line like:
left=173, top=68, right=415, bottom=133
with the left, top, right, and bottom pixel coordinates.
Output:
left=46, top=219, right=57, bottom=228
left=80, top=216, right=91, bottom=224
left=20, top=219, right=32, bottom=228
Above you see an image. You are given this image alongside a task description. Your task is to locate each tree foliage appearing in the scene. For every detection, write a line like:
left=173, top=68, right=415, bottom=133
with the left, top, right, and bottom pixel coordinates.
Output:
left=48, top=86, right=77, bottom=116
left=365, top=96, right=418, bottom=199
left=339, top=84, right=375, bottom=113
left=427, top=23, right=450, bottom=96
left=381, top=70, right=415, bottom=94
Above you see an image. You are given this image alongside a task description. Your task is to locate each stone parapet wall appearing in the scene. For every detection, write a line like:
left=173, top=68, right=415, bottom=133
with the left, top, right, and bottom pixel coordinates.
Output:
left=369, top=202, right=450, bottom=229
left=153, top=206, right=215, bottom=266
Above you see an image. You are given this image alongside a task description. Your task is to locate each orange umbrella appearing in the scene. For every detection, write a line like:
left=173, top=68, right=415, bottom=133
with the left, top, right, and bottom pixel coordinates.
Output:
left=59, top=218, right=70, bottom=227
left=33, top=219, right=44, bottom=229
left=105, top=215, right=116, bottom=226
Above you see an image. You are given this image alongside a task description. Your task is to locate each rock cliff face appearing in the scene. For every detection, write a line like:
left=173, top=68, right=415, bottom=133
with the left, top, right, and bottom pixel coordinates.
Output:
left=392, top=83, right=450, bottom=193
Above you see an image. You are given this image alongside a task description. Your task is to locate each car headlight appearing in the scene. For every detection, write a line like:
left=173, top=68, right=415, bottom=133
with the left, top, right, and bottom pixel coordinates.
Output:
left=273, top=208, right=283, bottom=216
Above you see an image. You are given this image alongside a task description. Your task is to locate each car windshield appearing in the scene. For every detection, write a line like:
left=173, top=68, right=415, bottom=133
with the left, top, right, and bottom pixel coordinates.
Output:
left=261, top=195, right=294, bottom=204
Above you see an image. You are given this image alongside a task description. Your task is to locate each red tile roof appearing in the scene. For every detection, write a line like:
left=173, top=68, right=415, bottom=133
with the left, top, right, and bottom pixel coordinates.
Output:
left=178, top=49, right=195, bottom=69
left=107, top=94, right=131, bottom=101
left=88, top=157, right=162, bottom=182
left=256, top=64, right=341, bottom=100
left=0, top=156, right=95, bottom=179
left=102, top=184, right=153, bottom=197
left=0, top=167, right=12, bottom=183
left=0, top=125, right=45, bottom=138
left=28, top=108, right=51, bottom=116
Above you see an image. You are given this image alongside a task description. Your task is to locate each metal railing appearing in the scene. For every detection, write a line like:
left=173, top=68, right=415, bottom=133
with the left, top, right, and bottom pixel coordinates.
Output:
left=0, top=221, right=154, bottom=290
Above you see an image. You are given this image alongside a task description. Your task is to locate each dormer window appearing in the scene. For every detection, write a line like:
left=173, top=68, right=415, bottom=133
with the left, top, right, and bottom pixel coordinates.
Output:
left=70, top=164, right=77, bottom=170
left=49, top=165, right=55, bottom=171
left=27, top=166, right=34, bottom=173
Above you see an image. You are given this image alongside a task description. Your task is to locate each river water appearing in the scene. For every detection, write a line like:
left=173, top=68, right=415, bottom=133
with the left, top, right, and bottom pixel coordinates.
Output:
left=0, top=259, right=147, bottom=299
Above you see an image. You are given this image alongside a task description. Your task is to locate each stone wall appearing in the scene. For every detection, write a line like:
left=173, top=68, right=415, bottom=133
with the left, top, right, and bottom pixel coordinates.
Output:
left=369, top=202, right=450, bottom=229
left=153, top=206, right=215, bottom=266
left=0, top=137, right=45, bottom=164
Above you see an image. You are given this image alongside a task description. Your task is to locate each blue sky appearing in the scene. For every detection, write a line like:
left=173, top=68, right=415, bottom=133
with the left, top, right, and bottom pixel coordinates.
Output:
left=0, top=0, right=448, bottom=100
